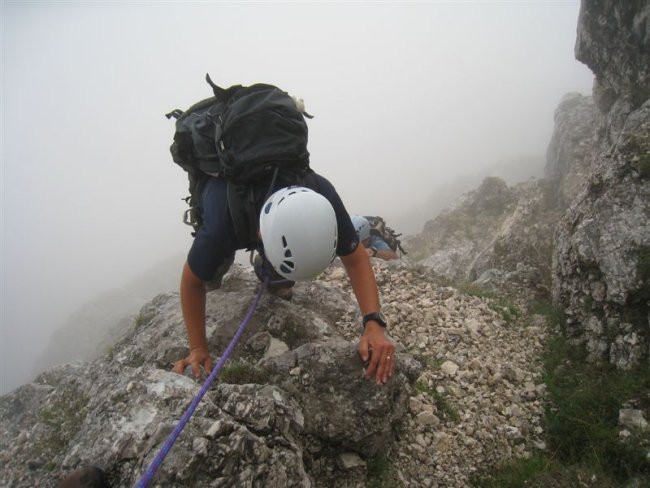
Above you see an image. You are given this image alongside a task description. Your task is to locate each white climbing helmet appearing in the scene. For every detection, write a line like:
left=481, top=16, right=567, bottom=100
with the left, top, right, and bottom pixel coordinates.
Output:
left=259, top=186, right=338, bottom=281
left=351, top=215, right=371, bottom=242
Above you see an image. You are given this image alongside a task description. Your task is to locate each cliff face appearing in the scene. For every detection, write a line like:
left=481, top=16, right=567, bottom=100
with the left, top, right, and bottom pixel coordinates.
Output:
left=544, top=93, right=597, bottom=207
left=553, top=0, right=650, bottom=369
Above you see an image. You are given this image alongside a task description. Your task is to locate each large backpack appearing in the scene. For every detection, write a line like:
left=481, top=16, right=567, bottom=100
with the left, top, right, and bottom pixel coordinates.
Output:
left=364, top=216, right=408, bottom=256
left=166, top=74, right=314, bottom=248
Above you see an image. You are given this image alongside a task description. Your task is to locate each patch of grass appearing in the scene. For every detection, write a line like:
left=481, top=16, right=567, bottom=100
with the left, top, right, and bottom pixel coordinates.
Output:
left=367, top=453, right=402, bottom=488
left=459, top=282, right=521, bottom=323
left=220, top=360, right=269, bottom=385
left=134, top=313, right=150, bottom=328
left=414, top=380, right=431, bottom=395
left=639, top=153, right=650, bottom=178
left=273, top=316, right=309, bottom=349
left=543, top=333, right=650, bottom=481
left=458, top=282, right=498, bottom=300
left=489, top=301, right=520, bottom=324
left=407, top=351, right=444, bottom=371
left=426, top=357, right=446, bottom=369
left=637, top=245, right=650, bottom=298
left=432, top=391, right=460, bottom=423
left=528, top=298, right=565, bottom=331
left=414, top=381, right=460, bottom=423
left=128, top=353, right=145, bottom=368
left=472, top=455, right=618, bottom=488
left=39, top=396, right=89, bottom=454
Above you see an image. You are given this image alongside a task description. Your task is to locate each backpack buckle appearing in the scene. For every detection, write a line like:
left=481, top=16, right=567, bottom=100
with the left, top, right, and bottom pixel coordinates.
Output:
left=183, top=208, right=197, bottom=227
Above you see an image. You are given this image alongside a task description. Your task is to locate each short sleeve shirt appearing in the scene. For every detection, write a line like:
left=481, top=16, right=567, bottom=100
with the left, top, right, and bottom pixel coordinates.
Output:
left=187, top=172, right=359, bottom=282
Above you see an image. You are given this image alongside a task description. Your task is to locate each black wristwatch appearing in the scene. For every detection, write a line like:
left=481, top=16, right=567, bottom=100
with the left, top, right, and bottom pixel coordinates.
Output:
left=362, top=312, right=387, bottom=328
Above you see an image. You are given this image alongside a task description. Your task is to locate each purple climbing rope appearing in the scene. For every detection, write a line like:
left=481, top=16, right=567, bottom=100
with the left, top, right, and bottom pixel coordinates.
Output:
left=134, top=279, right=268, bottom=488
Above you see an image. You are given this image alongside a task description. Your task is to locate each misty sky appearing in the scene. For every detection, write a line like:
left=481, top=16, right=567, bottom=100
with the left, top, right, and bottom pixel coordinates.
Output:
left=1, top=1, right=594, bottom=393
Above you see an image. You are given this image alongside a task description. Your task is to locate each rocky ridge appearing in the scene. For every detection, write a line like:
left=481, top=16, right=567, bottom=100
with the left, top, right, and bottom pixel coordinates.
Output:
left=0, top=262, right=547, bottom=487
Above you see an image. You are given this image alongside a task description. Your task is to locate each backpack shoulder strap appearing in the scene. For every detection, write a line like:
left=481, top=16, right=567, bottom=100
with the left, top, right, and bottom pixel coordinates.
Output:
left=227, top=182, right=259, bottom=251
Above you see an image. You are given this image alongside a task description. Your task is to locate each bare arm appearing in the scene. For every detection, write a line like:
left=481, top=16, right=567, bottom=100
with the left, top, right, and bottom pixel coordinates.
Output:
left=172, top=261, right=213, bottom=378
left=341, top=245, right=395, bottom=384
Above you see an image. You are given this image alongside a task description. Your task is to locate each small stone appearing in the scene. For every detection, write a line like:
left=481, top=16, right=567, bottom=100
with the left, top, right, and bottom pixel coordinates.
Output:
left=264, top=338, right=289, bottom=359
left=192, top=437, right=209, bottom=457
left=410, top=397, right=424, bottom=413
left=337, top=452, right=366, bottom=470
left=533, top=440, right=546, bottom=450
left=206, top=419, right=233, bottom=439
left=619, top=409, right=648, bottom=432
left=416, top=411, right=440, bottom=427
left=433, top=432, right=452, bottom=453
left=440, top=361, right=459, bottom=376
left=505, top=425, right=523, bottom=441
left=468, top=359, right=482, bottom=371
left=415, top=434, right=428, bottom=448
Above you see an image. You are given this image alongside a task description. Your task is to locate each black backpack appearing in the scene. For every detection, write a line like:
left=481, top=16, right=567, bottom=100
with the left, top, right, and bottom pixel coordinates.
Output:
left=166, top=74, right=314, bottom=247
left=364, top=216, right=407, bottom=255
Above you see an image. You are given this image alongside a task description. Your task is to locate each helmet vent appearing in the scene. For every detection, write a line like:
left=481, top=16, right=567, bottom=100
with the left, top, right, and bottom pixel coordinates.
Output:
left=284, top=249, right=292, bottom=258
left=282, top=236, right=288, bottom=248
left=264, top=202, right=273, bottom=214
left=280, top=261, right=295, bottom=274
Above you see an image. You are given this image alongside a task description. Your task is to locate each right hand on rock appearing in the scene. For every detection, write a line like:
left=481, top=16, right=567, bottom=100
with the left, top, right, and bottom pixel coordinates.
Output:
left=172, top=347, right=213, bottom=379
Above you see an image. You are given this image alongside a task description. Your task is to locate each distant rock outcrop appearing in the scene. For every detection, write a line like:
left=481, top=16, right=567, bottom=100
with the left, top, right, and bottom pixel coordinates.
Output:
left=404, top=175, right=562, bottom=298
left=553, top=0, right=650, bottom=369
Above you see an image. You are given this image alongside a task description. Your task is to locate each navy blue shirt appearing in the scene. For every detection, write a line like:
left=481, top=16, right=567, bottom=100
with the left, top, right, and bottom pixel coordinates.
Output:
left=188, top=173, right=359, bottom=282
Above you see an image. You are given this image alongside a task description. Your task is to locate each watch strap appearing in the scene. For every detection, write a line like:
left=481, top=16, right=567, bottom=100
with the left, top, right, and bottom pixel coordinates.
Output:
left=362, top=312, right=386, bottom=328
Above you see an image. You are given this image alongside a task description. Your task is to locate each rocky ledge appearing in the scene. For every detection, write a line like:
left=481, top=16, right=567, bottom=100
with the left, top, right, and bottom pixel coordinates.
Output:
left=1, top=261, right=548, bottom=487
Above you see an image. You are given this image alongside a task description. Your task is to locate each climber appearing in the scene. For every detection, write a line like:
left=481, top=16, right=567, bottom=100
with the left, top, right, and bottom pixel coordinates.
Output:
left=171, top=178, right=395, bottom=385
left=351, top=215, right=399, bottom=261
left=168, top=79, right=394, bottom=385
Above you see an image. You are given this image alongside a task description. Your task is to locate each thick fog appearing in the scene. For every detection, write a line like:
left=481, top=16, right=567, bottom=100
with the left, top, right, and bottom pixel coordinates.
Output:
left=1, top=2, right=593, bottom=394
